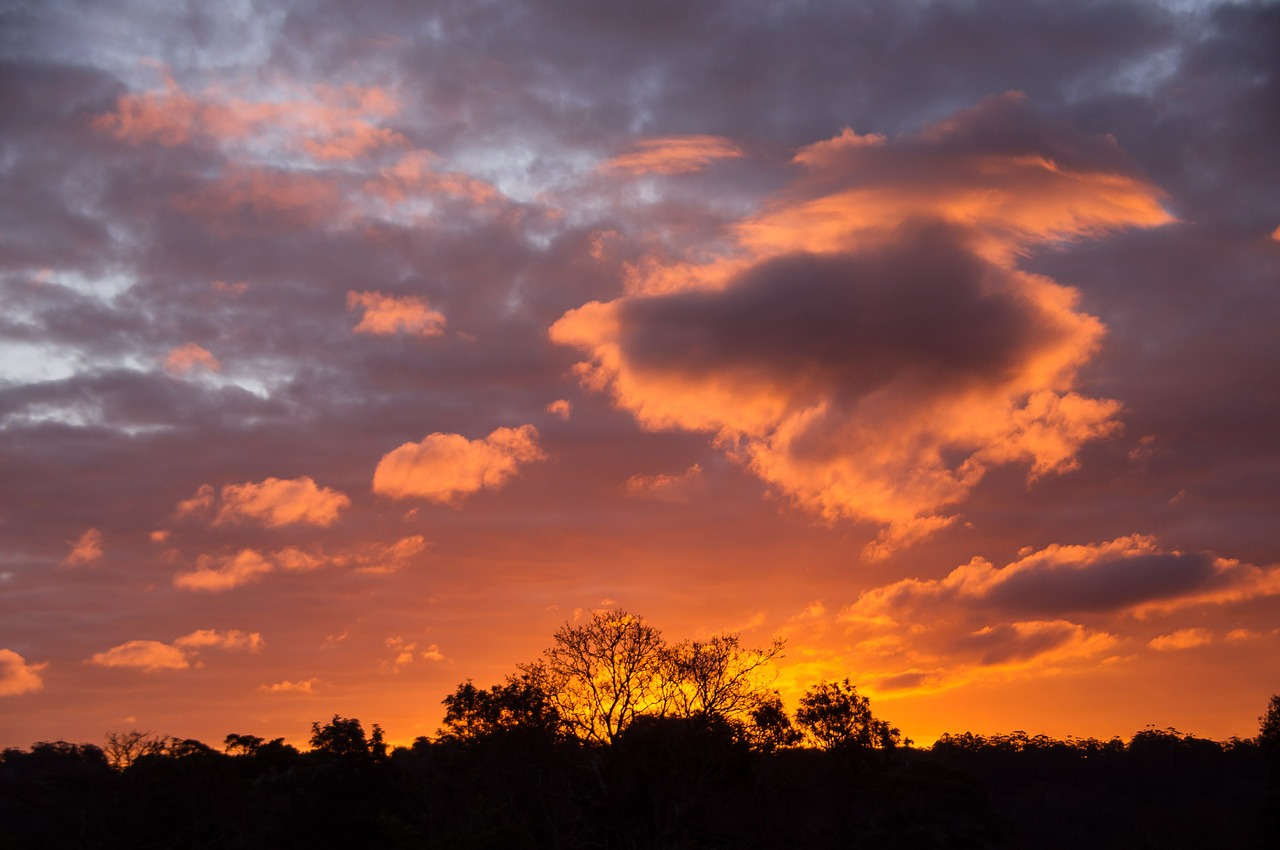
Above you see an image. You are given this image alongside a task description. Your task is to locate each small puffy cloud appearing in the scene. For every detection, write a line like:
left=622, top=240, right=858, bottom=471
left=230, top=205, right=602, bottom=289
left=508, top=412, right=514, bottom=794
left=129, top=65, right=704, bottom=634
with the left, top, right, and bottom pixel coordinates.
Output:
left=149, top=530, right=170, bottom=543
left=420, top=644, right=446, bottom=662
left=601, top=135, right=745, bottom=175
left=546, top=399, right=572, bottom=420
left=173, top=629, right=264, bottom=652
left=174, top=549, right=273, bottom=592
left=0, top=649, right=47, bottom=696
left=373, top=425, right=546, bottom=503
left=347, top=291, right=447, bottom=337
left=1149, top=628, right=1214, bottom=651
left=64, top=528, right=103, bottom=565
left=274, top=547, right=327, bottom=572
left=164, top=343, right=221, bottom=375
left=88, top=640, right=190, bottom=672
left=175, top=484, right=216, bottom=519
left=624, top=464, right=705, bottom=503
left=215, top=476, right=351, bottom=527
left=88, top=629, right=263, bottom=673
left=262, top=678, right=319, bottom=694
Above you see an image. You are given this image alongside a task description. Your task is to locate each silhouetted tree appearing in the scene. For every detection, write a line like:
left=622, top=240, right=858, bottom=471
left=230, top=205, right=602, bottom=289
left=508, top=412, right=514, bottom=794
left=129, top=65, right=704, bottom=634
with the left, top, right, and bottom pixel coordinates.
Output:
left=223, top=732, right=264, bottom=755
left=438, top=674, right=563, bottom=741
left=520, top=608, right=669, bottom=743
left=746, top=692, right=803, bottom=752
left=1260, top=694, right=1280, bottom=752
left=795, top=679, right=903, bottom=750
left=102, top=729, right=167, bottom=769
left=665, top=633, right=785, bottom=723
left=310, top=714, right=384, bottom=760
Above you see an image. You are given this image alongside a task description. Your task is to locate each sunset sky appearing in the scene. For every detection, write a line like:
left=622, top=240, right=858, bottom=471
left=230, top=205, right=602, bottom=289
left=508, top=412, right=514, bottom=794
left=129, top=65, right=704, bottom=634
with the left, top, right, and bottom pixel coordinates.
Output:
left=3, top=0, right=1279, bottom=750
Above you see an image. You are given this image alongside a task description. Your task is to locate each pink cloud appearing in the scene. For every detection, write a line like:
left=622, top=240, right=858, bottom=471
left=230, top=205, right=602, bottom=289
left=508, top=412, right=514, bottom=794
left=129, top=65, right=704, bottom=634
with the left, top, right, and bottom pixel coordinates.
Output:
left=601, top=135, right=745, bottom=175
left=63, top=528, right=103, bottom=565
left=164, top=343, right=221, bottom=375
left=347, top=291, right=447, bottom=337
left=624, top=464, right=705, bottom=503
left=261, top=678, right=320, bottom=694
left=373, top=425, right=546, bottom=503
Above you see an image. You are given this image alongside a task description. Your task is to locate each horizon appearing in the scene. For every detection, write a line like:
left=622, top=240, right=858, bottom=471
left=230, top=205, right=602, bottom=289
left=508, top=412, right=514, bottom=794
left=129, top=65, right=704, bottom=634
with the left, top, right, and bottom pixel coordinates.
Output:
left=2, top=0, right=1278, bottom=751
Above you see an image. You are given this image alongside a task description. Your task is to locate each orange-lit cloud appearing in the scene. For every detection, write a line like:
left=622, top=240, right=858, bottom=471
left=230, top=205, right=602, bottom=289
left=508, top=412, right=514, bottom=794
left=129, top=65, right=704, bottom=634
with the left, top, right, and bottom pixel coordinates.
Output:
left=1149, top=628, right=1214, bottom=651
left=554, top=95, right=1172, bottom=552
left=810, top=535, right=1280, bottom=696
left=373, top=425, right=546, bottom=503
left=624, top=463, right=705, bottom=503
left=601, top=135, right=745, bottom=175
left=546, top=399, right=572, bottom=419
left=842, top=535, right=1280, bottom=623
left=214, top=476, right=351, bottom=527
left=88, top=639, right=190, bottom=672
left=357, top=535, right=428, bottom=575
left=347, top=291, right=446, bottom=337
left=88, top=629, right=263, bottom=672
left=173, top=629, right=264, bottom=652
left=173, top=538, right=427, bottom=590
left=63, top=528, right=103, bottom=565
left=164, top=343, right=221, bottom=375
left=174, top=549, right=274, bottom=591
left=262, top=678, right=320, bottom=694
left=0, top=650, right=46, bottom=696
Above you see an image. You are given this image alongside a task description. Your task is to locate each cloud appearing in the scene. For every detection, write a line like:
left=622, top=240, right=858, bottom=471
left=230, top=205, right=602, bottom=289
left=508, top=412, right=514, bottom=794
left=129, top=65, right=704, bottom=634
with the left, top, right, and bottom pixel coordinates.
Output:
left=64, top=528, right=103, bottom=565
left=624, top=464, right=705, bottom=503
left=347, top=291, right=446, bottom=337
left=173, top=629, right=264, bottom=652
left=1149, top=628, right=1214, bottom=651
left=843, top=535, right=1280, bottom=624
left=357, top=535, right=427, bottom=575
left=363, top=150, right=500, bottom=206
left=383, top=636, right=447, bottom=670
left=820, top=535, right=1280, bottom=695
left=164, top=343, right=221, bottom=375
left=553, top=95, right=1172, bottom=552
left=373, top=425, right=546, bottom=503
left=215, top=476, right=351, bottom=527
left=93, top=68, right=405, bottom=163
left=173, top=539, right=428, bottom=590
left=600, top=135, right=745, bottom=175
left=174, top=549, right=274, bottom=591
left=88, top=639, right=190, bottom=672
left=87, top=629, right=263, bottom=673
left=0, top=649, right=47, bottom=696
left=546, top=399, right=572, bottom=420
left=262, top=678, right=319, bottom=694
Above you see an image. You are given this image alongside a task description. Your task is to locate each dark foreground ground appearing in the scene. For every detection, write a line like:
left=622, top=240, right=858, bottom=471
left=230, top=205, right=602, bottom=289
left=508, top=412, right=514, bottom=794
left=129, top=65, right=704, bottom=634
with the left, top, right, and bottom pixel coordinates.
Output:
left=3, top=722, right=1277, bottom=849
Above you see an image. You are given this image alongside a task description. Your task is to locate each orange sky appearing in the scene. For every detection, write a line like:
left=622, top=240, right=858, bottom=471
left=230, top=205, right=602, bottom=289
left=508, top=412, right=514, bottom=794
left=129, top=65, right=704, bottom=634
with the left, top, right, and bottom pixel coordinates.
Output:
left=3, top=0, right=1279, bottom=750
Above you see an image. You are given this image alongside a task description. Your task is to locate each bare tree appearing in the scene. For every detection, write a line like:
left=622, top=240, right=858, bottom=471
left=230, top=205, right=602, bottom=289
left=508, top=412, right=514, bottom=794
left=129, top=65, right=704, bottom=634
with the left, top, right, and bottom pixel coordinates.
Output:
left=665, top=634, right=785, bottom=722
left=102, top=730, right=168, bottom=770
left=520, top=609, right=668, bottom=744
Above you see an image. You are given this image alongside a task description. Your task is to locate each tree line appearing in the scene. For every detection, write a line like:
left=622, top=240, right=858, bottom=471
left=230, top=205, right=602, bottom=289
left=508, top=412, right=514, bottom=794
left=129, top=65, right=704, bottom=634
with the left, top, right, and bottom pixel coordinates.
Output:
left=2, top=610, right=1277, bottom=848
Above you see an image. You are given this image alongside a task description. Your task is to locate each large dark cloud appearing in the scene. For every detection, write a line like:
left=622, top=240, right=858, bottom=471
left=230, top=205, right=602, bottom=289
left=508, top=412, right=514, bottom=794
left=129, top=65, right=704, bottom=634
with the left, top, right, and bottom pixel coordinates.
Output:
left=618, top=223, right=1062, bottom=404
